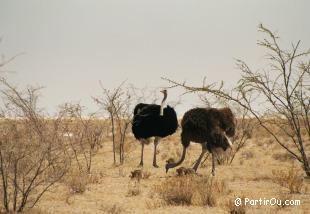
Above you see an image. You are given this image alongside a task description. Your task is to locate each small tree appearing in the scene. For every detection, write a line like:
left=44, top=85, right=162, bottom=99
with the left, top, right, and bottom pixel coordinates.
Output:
left=164, top=24, right=310, bottom=176
left=59, top=103, right=104, bottom=173
left=93, top=82, right=134, bottom=165
left=0, top=78, right=70, bottom=212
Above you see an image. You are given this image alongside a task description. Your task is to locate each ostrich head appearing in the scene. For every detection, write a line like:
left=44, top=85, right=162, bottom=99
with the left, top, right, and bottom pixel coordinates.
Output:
left=165, top=158, right=174, bottom=173
left=160, top=89, right=167, bottom=100
left=160, top=89, right=167, bottom=93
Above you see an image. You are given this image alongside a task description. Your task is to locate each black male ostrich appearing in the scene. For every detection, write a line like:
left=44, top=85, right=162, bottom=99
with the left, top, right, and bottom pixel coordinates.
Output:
left=132, top=90, right=178, bottom=167
left=165, top=107, right=235, bottom=175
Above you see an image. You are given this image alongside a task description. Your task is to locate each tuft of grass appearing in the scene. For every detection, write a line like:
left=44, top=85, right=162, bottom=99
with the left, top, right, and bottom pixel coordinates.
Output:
left=154, top=176, right=227, bottom=206
left=272, top=153, right=294, bottom=162
left=127, top=181, right=141, bottom=196
left=21, top=208, right=48, bottom=214
left=100, top=203, right=123, bottom=214
left=143, top=170, right=151, bottom=179
left=251, top=174, right=271, bottom=182
left=241, top=151, right=254, bottom=160
left=276, top=193, right=292, bottom=210
left=145, top=199, right=166, bottom=210
left=129, top=169, right=151, bottom=182
left=272, top=165, right=303, bottom=193
left=88, top=170, right=106, bottom=184
left=226, top=198, right=246, bottom=214
left=65, top=170, right=89, bottom=194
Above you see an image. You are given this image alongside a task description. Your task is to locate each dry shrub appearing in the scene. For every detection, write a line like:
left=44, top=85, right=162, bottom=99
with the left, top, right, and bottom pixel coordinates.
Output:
left=155, top=176, right=192, bottom=205
left=60, top=104, right=105, bottom=174
left=0, top=80, right=70, bottom=212
left=272, top=166, right=303, bottom=193
left=65, top=170, right=89, bottom=194
left=226, top=197, right=246, bottom=214
left=154, top=176, right=227, bottom=207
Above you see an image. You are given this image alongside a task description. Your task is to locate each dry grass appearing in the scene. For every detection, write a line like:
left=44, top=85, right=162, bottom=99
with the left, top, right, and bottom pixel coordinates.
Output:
left=250, top=174, right=272, bottom=182
left=241, top=151, right=254, bottom=160
left=226, top=197, right=246, bottom=214
left=154, top=175, right=228, bottom=207
left=272, top=165, right=304, bottom=193
left=0, top=118, right=307, bottom=213
left=272, top=153, right=295, bottom=162
left=100, top=203, right=123, bottom=214
left=127, top=181, right=141, bottom=196
left=129, top=169, right=151, bottom=182
left=276, top=193, right=292, bottom=210
left=145, top=198, right=167, bottom=210
left=21, top=208, right=48, bottom=214
left=64, top=170, right=89, bottom=194
left=176, top=167, right=196, bottom=176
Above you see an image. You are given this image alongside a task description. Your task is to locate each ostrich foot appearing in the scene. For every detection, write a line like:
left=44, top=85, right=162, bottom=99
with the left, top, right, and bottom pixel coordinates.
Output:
left=211, top=171, right=215, bottom=176
left=153, top=163, right=159, bottom=168
left=192, top=166, right=199, bottom=172
left=138, top=162, right=143, bottom=167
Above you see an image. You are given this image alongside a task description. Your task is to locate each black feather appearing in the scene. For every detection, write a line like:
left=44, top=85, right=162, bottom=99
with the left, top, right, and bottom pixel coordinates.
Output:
left=133, top=103, right=149, bottom=116
left=132, top=103, right=178, bottom=139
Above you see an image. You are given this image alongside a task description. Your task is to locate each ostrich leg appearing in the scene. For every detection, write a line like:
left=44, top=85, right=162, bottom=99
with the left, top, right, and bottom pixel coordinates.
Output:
left=211, top=149, right=216, bottom=176
left=138, top=139, right=145, bottom=167
left=153, top=137, right=161, bottom=168
left=192, top=144, right=207, bottom=172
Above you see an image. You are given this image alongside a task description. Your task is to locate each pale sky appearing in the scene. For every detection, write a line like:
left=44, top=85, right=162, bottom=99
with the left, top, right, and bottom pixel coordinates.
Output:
left=0, top=0, right=309, bottom=115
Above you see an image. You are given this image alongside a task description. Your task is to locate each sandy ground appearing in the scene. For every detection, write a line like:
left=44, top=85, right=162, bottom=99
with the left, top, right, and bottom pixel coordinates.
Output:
left=34, top=133, right=310, bottom=214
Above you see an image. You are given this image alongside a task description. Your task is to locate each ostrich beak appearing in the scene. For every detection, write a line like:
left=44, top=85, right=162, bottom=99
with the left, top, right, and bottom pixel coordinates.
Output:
left=165, top=165, right=169, bottom=173
left=224, top=133, right=233, bottom=148
left=160, top=89, right=167, bottom=94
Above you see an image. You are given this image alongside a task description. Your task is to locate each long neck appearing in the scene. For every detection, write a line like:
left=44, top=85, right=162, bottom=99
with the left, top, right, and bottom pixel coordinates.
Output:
left=165, top=146, right=187, bottom=172
left=160, top=92, right=167, bottom=116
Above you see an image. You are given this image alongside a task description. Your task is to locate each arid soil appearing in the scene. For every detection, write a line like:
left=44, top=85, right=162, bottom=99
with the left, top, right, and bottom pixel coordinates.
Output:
left=30, top=131, right=310, bottom=214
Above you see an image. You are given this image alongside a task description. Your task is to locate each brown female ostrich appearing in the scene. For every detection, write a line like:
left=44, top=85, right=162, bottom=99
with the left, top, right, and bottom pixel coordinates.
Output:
left=165, top=107, right=235, bottom=175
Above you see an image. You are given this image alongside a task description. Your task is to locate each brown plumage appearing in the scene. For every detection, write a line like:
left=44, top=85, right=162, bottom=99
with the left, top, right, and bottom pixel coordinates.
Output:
left=165, top=107, right=236, bottom=176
